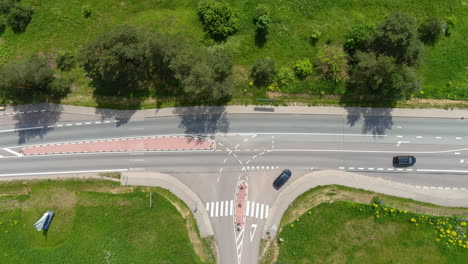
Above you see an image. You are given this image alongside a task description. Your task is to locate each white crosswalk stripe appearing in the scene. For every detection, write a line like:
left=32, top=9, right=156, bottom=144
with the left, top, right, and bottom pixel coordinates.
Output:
left=205, top=200, right=269, bottom=220
left=244, top=165, right=280, bottom=171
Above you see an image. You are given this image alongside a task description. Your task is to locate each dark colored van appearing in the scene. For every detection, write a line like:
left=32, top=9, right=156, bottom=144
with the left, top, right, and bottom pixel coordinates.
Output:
left=273, top=169, right=292, bottom=190
left=393, top=155, right=416, bottom=166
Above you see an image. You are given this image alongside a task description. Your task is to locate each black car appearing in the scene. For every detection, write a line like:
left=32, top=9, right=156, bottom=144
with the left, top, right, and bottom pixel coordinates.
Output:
left=393, top=155, right=416, bottom=166
left=273, top=169, right=292, bottom=190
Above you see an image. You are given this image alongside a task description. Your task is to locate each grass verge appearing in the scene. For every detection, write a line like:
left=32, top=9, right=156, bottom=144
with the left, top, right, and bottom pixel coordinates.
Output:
left=0, top=179, right=214, bottom=263
left=259, top=185, right=468, bottom=264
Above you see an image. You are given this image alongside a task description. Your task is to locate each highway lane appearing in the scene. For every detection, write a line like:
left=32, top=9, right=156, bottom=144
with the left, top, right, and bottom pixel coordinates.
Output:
left=0, top=114, right=467, bottom=147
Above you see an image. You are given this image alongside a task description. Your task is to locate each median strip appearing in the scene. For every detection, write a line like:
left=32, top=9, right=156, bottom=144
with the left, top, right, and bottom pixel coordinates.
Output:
left=21, top=136, right=214, bottom=155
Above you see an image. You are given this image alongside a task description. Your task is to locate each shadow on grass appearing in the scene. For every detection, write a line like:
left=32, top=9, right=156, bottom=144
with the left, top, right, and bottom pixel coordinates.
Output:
left=255, top=30, right=267, bottom=48
left=340, top=90, right=397, bottom=136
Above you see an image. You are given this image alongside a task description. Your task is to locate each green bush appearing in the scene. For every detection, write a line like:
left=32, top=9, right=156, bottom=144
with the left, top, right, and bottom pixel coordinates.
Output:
left=251, top=57, right=276, bottom=86
left=418, top=17, right=446, bottom=45
left=197, top=0, right=239, bottom=40
left=0, top=0, right=17, bottom=15
left=56, top=51, right=76, bottom=71
left=6, top=4, right=33, bottom=33
left=254, top=5, right=270, bottom=33
left=444, top=16, right=456, bottom=36
left=276, top=67, right=295, bottom=87
left=293, top=58, right=312, bottom=79
left=310, top=28, right=321, bottom=44
left=343, top=24, right=375, bottom=56
left=82, top=5, right=91, bottom=18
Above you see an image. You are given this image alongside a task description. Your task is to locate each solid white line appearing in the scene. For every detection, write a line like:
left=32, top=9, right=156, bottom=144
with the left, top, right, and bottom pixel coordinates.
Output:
left=225, top=200, right=229, bottom=216
left=210, top=202, right=214, bottom=217
left=220, top=201, right=224, bottom=217
left=236, top=227, right=244, bottom=243
left=255, top=203, right=259, bottom=219
left=2, top=148, right=23, bottom=157
left=0, top=168, right=128, bottom=177
left=417, top=169, right=468, bottom=173
left=269, top=148, right=468, bottom=154
left=215, top=202, right=219, bottom=217
left=251, top=202, right=255, bottom=217
left=246, top=201, right=250, bottom=217
left=260, top=204, right=265, bottom=219
left=265, top=206, right=269, bottom=219
left=230, top=200, right=233, bottom=216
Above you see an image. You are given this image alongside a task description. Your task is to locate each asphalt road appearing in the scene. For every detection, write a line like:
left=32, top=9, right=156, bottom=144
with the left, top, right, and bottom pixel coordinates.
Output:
left=0, top=113, right=467, bottom=264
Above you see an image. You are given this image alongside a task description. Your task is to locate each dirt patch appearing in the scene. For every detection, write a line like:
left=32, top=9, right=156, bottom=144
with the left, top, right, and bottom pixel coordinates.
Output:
left=232, top=65, right=250, bottom=85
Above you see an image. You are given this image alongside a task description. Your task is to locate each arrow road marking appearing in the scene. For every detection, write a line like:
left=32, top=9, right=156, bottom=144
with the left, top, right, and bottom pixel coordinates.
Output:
left=250, top=224, right=257, bottom=242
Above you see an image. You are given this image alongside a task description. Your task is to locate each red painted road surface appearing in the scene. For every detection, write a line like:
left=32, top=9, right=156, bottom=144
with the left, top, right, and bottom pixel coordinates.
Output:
left=21, top=136, right=214, bottom=155
left=235, top=181, right=247, bottom=229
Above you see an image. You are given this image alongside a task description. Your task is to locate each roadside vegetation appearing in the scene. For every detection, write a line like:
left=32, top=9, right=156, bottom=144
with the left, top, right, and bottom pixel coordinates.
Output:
left=0, top=179, right=215, bottom=263
left=0, top=0, right=466, bottom=109
left=260, top=185, right=468, bottom=264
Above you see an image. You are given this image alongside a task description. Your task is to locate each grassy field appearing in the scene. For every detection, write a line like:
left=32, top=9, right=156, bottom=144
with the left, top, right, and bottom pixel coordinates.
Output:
left=260, top=185, right=468, bottom=264
left=0, top=0, right=466, bottom=108
left=0, top=179, right=214, bottom=264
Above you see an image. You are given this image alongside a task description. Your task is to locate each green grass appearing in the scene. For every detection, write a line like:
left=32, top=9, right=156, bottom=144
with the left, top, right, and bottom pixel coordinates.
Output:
left=276, top=201, right=468, bottom=263
left=0, top=179, right=212, bottom=263
left=0, top=0, right=466, bottom=108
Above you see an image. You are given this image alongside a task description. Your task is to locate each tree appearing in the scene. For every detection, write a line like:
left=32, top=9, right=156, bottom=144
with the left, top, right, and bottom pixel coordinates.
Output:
left=344, top=24, right=375, bottom=56
left=316, top=45, right=349, bottom=83
left=0, top=16, right=6, bottom=33
left=293, top=58, right=312, bottom=79
left=276, top=67, right=295, bottom=87
left=0, top=54, right=56, bottom=101
left=0, top=0, right=17, bottom=15
left=418, top=17, right=446, bottom=45
left=350, top=51, right=419, bottom=100
left=80, top=25, right=148, bottom=94
left=373, top=12, right=422, bottom=66
left=197, top=0, right=239, bottom=40
left=251, top=57, right=276, bottom=86
left=6, top=4, right=33, bottom=32
left=253, top=5, right=271, bottom=34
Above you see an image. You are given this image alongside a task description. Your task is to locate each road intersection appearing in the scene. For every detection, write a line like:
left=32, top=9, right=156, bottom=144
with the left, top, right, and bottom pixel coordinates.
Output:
left=0, top=105, right=467, bottom=264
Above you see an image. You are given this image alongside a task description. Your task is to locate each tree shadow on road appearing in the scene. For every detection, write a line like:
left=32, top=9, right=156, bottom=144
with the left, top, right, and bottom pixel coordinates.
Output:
left=340, top=91, right=395, bottom=136
left=13, top=104, right=63, bottom=145
left=174, top=106, right=230, bottom=135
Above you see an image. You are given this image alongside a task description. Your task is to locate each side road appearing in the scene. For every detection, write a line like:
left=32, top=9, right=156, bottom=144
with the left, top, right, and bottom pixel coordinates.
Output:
left=263, top=170, right=468, bottom=241
left=1, top=103, right=468, bottom=120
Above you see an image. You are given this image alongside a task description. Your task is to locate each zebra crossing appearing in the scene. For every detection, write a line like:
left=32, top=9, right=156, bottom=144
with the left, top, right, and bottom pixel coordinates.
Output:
left=244, top=165, right=279, bottom=171
left=205, top=200, right=269, bottom=220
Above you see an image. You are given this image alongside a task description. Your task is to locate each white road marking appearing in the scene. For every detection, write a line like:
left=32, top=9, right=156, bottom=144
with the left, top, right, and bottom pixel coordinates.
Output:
left=246, top=160, right=251, bottom=164
left=455, top=152, right=461, bottom=155
left=417, top=169, right=468, bottom=173
left=85, top=122, right=91, bottom=125
left=215, top=202, right=219, bottom=217
left=251, top=202, right=255, bottom=217
left=235, top=144, right=240, bottom=149
left=220, top=201, right=224, bottom=217
left=219, top=168, right=223, bottom=173
left=358, top=168, right=364, bottom=170
left=338, top=167, right=345, bottom=169
left=0, top=168, right=128, bottom=177
left=396, top=141, right=410, bottom=146
left=206, top=202, right=209, bottom=211
left=76, top=123, right=82, bottom=126
left=250, top=224, right=257, bottom=242
left=416, top=136, right=422, bottom=138
left=349, top=167, right=355, bottom=170
left=243, top=139, right=249, bottom=142
left=104, top=121, right=111, bottom=124
left=268, top=148, right=468, bottom=154
left=387, top=168, right=394, bottom=171
left=456, top=137, right=462, bottom=140
left=397, top=135, right=403, bottom=138
left=2, top=148, right=23, bottom=157
left=230, top=200, right=233, bottom=216
left=224, top=157, right=228, bottom=163
left=397, top=169, right=403, bottom=171
left=95, top=121, right=101, bottom=124
left=436, top=137, right=442, bottom=139
left=225, top=201, right=229, bottom=216
left=57, top=124, right=63, bottom=127
left=368, top=168, right=374, bottom=170
left=236, top=227, right=244, bottom=243
left=461, top=159, right=465, bottom=163
left=407, top=169, right=413, bottom=171
left=255, top=203, right=260, bottom=218
left=0, top=155, right=3, bottom=158
left=265, top=206, right=269, bottom=219
left=260, top=204, right=265, bottom=219
left=66, top=124, right=72, bottom=126
left=218, top=143, right=224, bottom=146
left=252, top=155, right=257, bottom=159
left=238, top=160, right=243, bottom=165
left=246, top=201, right=250, bottom=217
left=259, top=152, right=265, bottom=155
left=210, top=202, right=214, bottom=217
left=233, top=153, right=238, bottom=158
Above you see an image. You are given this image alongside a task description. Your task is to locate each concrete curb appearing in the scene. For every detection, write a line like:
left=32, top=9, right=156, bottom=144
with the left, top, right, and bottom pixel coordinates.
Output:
left=2, top=103, right=468, bottom=120
left=262, top=170, right=468, bottom=240
left=120, top=172, right=214, bottom=238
